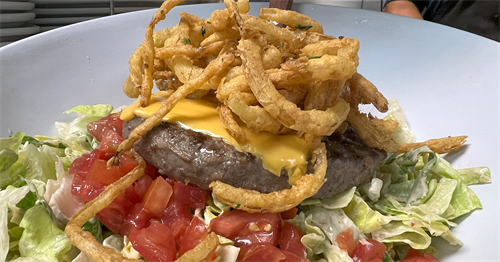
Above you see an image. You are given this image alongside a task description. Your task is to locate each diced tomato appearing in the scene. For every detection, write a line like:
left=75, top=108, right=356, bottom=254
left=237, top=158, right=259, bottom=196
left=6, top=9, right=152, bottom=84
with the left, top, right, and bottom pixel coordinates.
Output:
left=143, top=177, right=173, bottom=217
left=124, top=185, right=142, bottom=204
left=121, top=203, right=154, bottom=236
left=238, top=244, right=286, bottom=262
left=210, top=210, right=282, bottom=247
left=178, top=216, right=208, bottom=256
left=69, top=149, right=100, bottom=177
left=161, top=198, right=192, bottom=246
left=173, top=181, right=209, bottom=209
left=129, top=223, right=176, bottom=262
left=70, top=149, right=104, bottom=202
left=134, top=175, right=153, bottom=199
left=87, top=112, right=123, bottom=141
left=97, top=194, right=134, bottom=234
left=280, top=251, right=309, bottom=262
left=336, top=228, right=357, bottom=256
left=399, top=248, right=440, bottom=262
left=281, top=207, right=298, bottom=220
left=99, top=130, right=123, bottom=157
left=352, top=239, right=387, bottom=262
left=405, top=247, right=424, bottom=258
left=278, top=221, right=307, bottom=259
left=399, top=254, right=440, bottom=262
left=145, top=162, right=161, bottom=180
left=86, top=159, right=121, bottom=186
left=119, top=153, right=138, bottom=175
left=71, top=174, right=104, bottom=203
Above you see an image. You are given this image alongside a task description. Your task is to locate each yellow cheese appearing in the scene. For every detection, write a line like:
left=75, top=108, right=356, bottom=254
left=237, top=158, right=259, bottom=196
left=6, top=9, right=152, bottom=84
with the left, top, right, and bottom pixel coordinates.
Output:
left=121, top=91, right=310, bottom=184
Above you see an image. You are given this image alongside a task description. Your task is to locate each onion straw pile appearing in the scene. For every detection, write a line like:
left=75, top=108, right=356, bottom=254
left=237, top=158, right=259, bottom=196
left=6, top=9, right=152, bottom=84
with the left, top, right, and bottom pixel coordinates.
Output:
left=65, top=0, right=467, bottom=261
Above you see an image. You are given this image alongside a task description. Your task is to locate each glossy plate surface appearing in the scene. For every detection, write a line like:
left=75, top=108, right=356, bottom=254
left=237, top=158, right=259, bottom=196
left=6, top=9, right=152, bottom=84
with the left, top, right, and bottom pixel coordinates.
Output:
left=0, top=3, right=498, bottom=261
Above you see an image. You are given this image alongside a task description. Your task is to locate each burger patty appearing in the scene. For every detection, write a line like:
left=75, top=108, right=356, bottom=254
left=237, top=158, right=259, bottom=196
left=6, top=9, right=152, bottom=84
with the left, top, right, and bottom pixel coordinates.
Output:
left=123, top=118, right=387, bottom=199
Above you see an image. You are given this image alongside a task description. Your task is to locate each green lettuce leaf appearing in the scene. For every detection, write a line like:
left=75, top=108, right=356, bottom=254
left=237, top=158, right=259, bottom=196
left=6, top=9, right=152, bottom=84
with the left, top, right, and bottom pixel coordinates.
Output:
left=384, top=98, right=417, bottom=143
left=0, top=132, right=25, bottom=153
left=65, top=104, right=113, bottom=117
left=0, top=186, right=30, bottom=262
left=291, top=206, right=362, bottom=262
left=300, top=187, right=356, bottom=210
left=82, top=217, right=103, bottom=244
left=0, top=149, right=18, bottom=173
left=343, top=194, right=391, bottom=234
left=446, top=180, right=483, bottom=220
left=371, top=221, right=432, bottom=250
left=18, top=204, right=72, bottom=261
left=0, top=133, right=26, bottom=189
left=431, top=155, right=491, bottom=185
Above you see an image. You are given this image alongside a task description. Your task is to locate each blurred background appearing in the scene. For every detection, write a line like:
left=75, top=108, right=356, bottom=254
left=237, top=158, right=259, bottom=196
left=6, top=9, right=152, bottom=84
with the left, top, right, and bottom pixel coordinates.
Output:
left=0, top=0, right=384, bottom=47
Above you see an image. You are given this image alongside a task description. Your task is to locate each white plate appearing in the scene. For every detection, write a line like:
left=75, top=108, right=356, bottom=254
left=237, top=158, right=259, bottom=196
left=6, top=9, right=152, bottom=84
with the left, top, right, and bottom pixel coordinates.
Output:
left=0, top=24, right=38, bottom=37
left=0, top=1, right=35, bottom=11
left=0, top=12, right=35, bottom=23
left=0, top=3, right=498, bottom=261
left=32, top=16, right=100, bottom=24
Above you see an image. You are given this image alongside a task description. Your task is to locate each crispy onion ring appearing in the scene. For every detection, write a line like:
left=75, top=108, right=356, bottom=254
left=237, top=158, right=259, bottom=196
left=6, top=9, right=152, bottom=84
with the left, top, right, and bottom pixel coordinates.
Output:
left=238, top=38, right=350, bottom=136
left=209, top=142, right=327, bottom=213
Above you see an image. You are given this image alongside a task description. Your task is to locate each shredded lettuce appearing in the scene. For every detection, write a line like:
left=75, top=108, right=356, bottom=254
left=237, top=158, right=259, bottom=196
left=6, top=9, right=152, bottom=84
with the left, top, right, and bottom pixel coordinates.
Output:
left=384, top=98, right=417, bottom=143
left=0, top=133, right=27, bottom=189
left=18, top=205, right=72, bottom=261
left=291, top=206, right=362, bottom=262
left=204, top=194, right=231, bottom=226
left=0, top=104, right=114, bottom=261
left=349, top=146, right=489, bottom=251
left=0, top=186, right=30, bottom=261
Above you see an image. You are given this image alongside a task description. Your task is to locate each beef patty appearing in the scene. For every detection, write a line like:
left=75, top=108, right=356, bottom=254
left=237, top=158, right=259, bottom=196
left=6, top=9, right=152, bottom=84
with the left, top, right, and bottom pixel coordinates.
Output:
left=123, top=118, right=386, bottom=199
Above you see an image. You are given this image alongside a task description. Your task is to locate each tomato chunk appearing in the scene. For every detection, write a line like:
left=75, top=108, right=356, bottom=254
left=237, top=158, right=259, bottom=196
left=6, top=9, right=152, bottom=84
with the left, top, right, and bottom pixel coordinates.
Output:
left=133, top=175, right=153, bottom=200
left=400, top=248, right=440, bottom=262
left=143, top=177, right=173, bottom=217
left=121, top=203, right=154, bottom=236
left=336, top=228, right=357, bottom=256
left=210, top=210, right=282, bottom=246
left=281, top=207, right=298, bottom=220
left=280, top=251, right=309, bottom=262
left=87, top=112, right=123, bottom=141
left=70, top=149, right=104, bottom=202
left=178, top=216, right=208, bottom=256
left=145, top=161, right=160, bottom=180
left=70, top=149, right=99, bottom=177
left=99, top=130, right=123, bottom=156
left=97, top=194, right=134, bottom=234
left=161, top=198, right=192, bottom=246
left=124, top=185, right=142, bottom=204
left=86, top=159, right=121, bottom=186
left=129, top=223, right=176, bottom=262
left=119, top=153, right=138, bottom=175
left=173, top=181, right=209, bottom=209
left=278, top=221, right=307, bottom=259
left=352, top=238, right=387, bottom=262
left=239, top=244, right=286, bottom=262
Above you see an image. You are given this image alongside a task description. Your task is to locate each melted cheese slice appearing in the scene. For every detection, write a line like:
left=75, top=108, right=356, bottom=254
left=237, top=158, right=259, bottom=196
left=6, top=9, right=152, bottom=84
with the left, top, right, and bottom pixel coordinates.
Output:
left=121, top=91, right=310, bottom=184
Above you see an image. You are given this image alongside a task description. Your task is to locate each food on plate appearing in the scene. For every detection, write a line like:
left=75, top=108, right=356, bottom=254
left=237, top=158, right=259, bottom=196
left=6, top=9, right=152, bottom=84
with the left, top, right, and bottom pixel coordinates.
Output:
left=0, top=0, right=492, bottom=262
